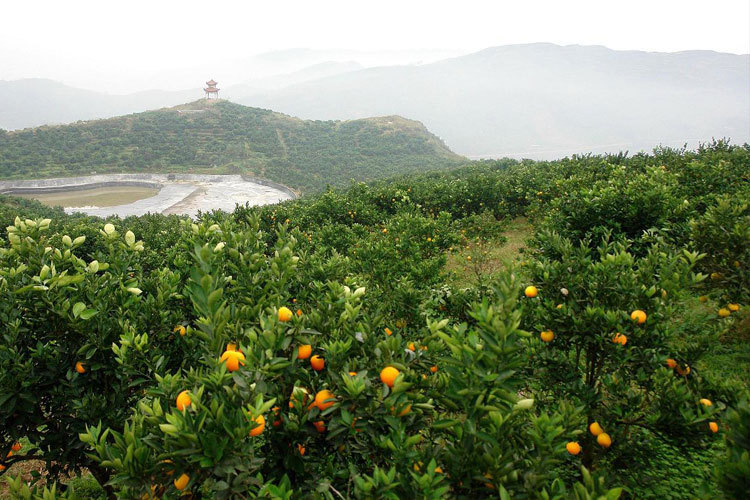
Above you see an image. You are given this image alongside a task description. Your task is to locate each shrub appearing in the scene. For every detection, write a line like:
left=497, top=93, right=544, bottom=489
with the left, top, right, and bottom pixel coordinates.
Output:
left=521, top=230, right=719, bottom=467
left=690, top=195, right=750, bottom=303
left=715, top=397, right=750, bottom=499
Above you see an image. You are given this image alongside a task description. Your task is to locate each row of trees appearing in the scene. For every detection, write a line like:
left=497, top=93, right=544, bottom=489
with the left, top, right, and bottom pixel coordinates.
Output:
left=0, top=141, right=747, bottom=498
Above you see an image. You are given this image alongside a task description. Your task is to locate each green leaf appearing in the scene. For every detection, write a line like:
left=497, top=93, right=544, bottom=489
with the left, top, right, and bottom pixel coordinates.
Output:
left=80, top=309, right=98, bottom=320
left=72, top=302, right=86, bottom=318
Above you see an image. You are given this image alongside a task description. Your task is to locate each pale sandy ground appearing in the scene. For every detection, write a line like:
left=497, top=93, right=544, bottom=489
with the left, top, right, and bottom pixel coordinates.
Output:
left=0, top=174, right=293, bottom=218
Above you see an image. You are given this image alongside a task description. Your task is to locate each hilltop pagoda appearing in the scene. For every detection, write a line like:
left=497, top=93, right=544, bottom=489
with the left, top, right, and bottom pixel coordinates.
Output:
left=204, top=79, right=219, bottom=99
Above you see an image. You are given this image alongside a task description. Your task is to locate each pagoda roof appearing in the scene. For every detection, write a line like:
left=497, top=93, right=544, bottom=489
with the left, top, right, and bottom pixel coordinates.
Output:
left=206, top=79, right=218, bottom=85
left=204, top=87, right=220, bottom=92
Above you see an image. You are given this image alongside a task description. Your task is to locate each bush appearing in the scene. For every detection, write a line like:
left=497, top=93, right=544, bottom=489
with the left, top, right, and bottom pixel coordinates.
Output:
left=715, top=397, right=750, bottom=499
left=690, top=195, right=750, bottom=303
left=521, top=230, right=720, bottom=467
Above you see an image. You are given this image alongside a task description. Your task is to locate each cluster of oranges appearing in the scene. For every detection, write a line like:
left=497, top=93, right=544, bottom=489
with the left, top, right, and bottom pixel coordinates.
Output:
left=666, top=358, right=691, bottom=376
left=565, top=422, right=611, bottom=456
left=718, top=303, right=741, bottom=317
left=698, top=399, right=719, bottom=433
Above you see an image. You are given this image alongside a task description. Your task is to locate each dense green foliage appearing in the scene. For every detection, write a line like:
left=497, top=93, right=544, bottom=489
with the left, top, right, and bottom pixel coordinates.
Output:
left=0, top=140, right=747, bottom=499
left=0, top=100, right=463, bottom=192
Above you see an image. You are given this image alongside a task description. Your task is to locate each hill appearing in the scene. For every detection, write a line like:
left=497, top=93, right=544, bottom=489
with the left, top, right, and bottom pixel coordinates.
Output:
left=0, top=99, right=464, bottom=192
left=0, top=79, right=196, bottom=131
left=239, top=43, right=750, bottom=158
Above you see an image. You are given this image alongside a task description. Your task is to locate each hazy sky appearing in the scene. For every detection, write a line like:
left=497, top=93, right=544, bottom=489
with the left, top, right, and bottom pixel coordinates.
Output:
left=2, top=0, right=748, bottom=92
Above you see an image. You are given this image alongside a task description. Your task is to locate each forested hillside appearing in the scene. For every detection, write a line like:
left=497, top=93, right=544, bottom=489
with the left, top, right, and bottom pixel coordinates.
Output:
left=0, top=100, right=464, bottom=192
left=0, top=141, right=748, bottom=499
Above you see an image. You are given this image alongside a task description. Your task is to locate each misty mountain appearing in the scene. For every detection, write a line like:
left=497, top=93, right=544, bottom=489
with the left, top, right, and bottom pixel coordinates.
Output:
left=0, top=60, right=366, bottom=130
left=222, top=61, right=364, bottom=100
left=239, top=43, right=750, bottom=158
left=0, top=79, right=195, bottom=131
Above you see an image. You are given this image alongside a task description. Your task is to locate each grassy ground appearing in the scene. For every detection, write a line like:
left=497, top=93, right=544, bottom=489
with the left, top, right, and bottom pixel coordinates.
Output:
left=0, top=460, right=104, bottom=499
left=446, top=217, right=532, bottom=287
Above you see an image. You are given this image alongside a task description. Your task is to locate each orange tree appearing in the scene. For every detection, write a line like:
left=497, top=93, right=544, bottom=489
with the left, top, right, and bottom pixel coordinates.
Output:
left=520, top=230, right=721, bottom=468
left=74, top=219, right=621, bottom=498
left=690, top=194, right=749, bottom=304
left=0, top=217, right=193, bottom=494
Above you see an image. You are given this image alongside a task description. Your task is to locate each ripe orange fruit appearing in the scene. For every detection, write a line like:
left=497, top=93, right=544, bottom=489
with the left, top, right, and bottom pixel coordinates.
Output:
left=173, top=325, right=186, bottom=336
left=297, top=444, right=306, bottom=455
left=296, top=309, right=303, bottom=317
left=430, top=365, right=438, bottom=373
left=75, top=362, right=86, bottom=374
left=176, top=390, right=191, bottom=411
left=297, top=344, right=312, bottom=360
left=250, top=415, right=266, bottom=437
left=676, top=364, right=691, bottom=376
left=380, top=366, right=400, bottom=387
left=699, top=398, right=713, bottom=406
left=709, top=421, right=719, bottom=433
left=312, top=389, right=335, bottom=411
left=631, top=310, right=647, bottom=324
left=11, top=443, right=21, bottom=452
left=391, top=404, right=412, bottom=417
left=313, top=420, right=326, bottom=433
left=566, top=442, right=581, bottom=455
left=310, top=355, right=325, bottom=371
left=174, top=473, right=189, bottom=491
left=728, top=303, right=740, bottom=312
left=540, top=330, right=554, bottom=342
left=524, top=286, right=538, bottom=298
left=278, top=306, right=293, bottom=322
left=349, top=371, right=357, bottom=376
left=698, top=296, right=708, bottom=303
left=597, top=433, right=612, bottom=448
left=408, top=342, right=415, bottom=351
left=612, top=333, right=627, bottom=346
left=385, top=327, right=393, bottom=336
left=226, top=343, right=238, bottom=352
left=220, top=349, right=246, bottom=372
left=589, top=422, right=604, bottom=436
left=718, top=308, right=730, bottom=317
left=666, top=358, right=677, bottom=369
left=434, top=466, right=443, bottom=474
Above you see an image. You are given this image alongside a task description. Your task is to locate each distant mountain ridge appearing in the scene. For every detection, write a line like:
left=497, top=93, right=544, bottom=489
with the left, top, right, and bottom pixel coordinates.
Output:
left=240, top=43, right=749, bottom=158
left=0, top=100, right=464, bottom=192
left=2, top=44, right=747, bottom=159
